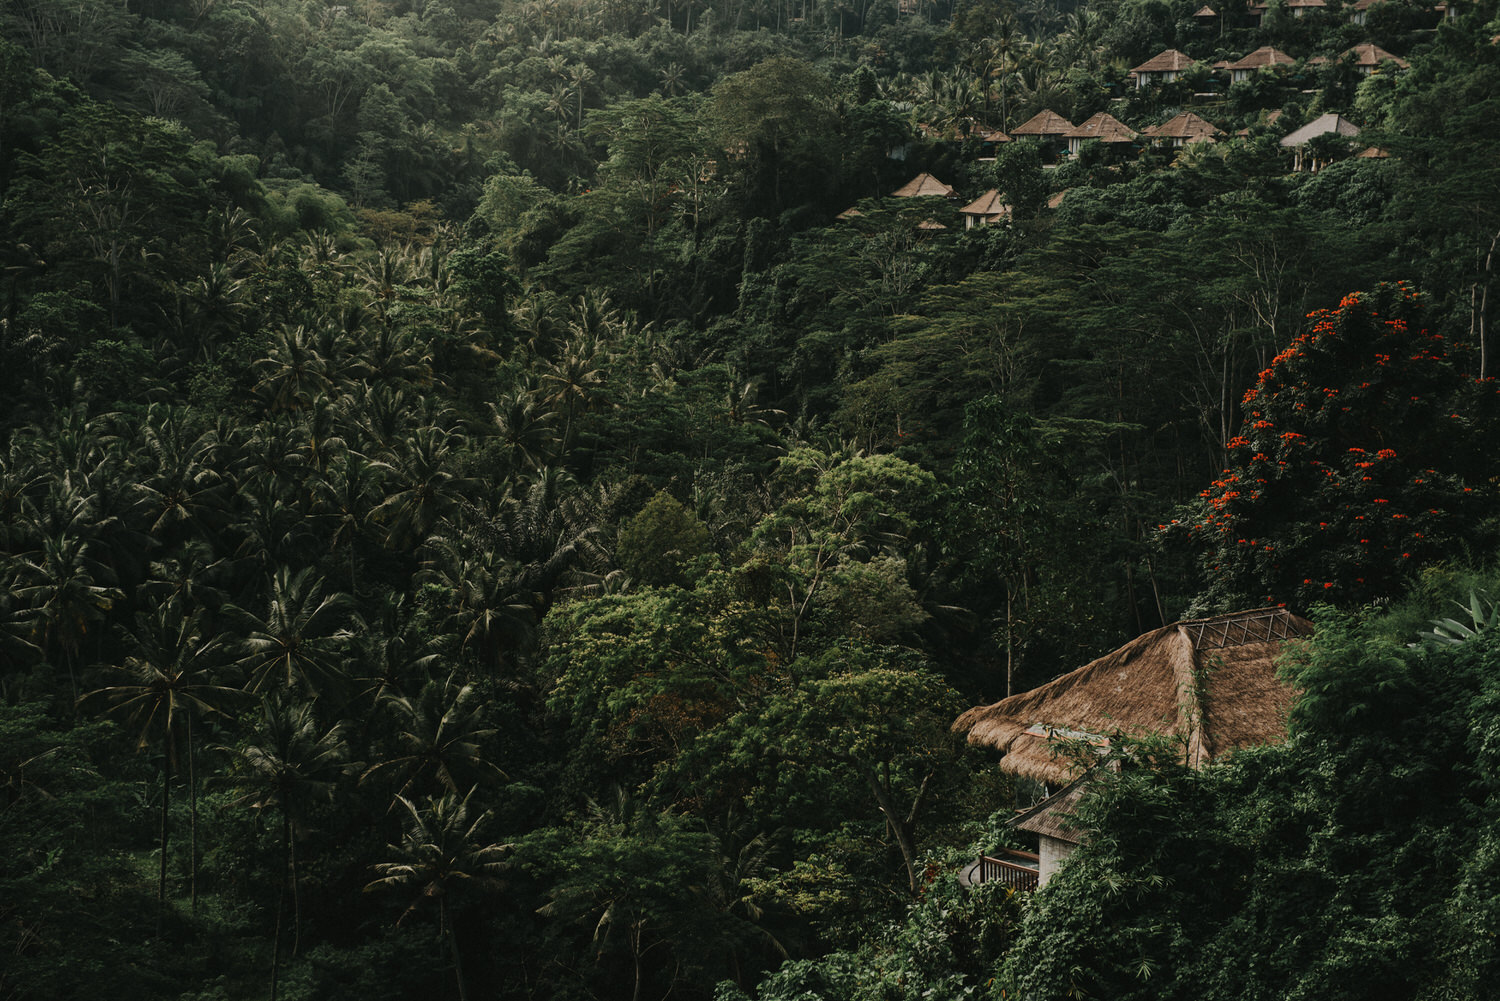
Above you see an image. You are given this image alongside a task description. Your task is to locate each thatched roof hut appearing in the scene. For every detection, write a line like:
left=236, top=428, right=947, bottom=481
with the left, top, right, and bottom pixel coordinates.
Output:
left=1145, top=111, right=1224, bottom=146
left=892, top=172, right=957, bottom=198
left=1227, top=46, right=1295, bottom=81
left=1062, top=112, right=1139, bottom=156
left=953, top=608, right=1312, bottom=786
left=958, top=189, right=1011, bottom=227
left=1344, top=43, right=1409, bottom=73
left=1010, top=109, right=1074, bottom=138
left=1130, top=49, right=1197, bottom=87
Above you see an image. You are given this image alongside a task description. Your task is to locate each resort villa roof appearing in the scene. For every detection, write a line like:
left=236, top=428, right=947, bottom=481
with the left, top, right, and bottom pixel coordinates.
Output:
left=892, top=172, right=957, bottom=198
left=1063, top=112, right=1139, bottom=144
left=1010, top=109, right=1075, bottom=137
left=1146, top=111, right=1224, bottom=143
left=953, top=608, right=1313, bottom=786
left=1131, top=48, right=1197, bottom=75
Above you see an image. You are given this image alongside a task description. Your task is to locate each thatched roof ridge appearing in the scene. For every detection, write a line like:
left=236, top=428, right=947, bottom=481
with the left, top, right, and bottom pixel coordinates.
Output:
left=1132, top=48, right=1197, bottom=74
left=953, top=608, right=1312, bottom=785
left=893, top=172, right=956, bottom=197
left=1063, top=112, right=1139, bottom=142
left=1010, top=109, right=1075, bottom=137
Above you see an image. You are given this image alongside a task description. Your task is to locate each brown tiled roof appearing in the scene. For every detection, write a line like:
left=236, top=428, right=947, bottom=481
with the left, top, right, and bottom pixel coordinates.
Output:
left=1357, top=146, right=1391, bottom=158
left=1350, top=0, right=1385, bottom=9
left=1063, top=111, right=1139, bottom=143
left=1227, top=46, right=1296, bottom=71
left=1345, top=42, right=1409, bottom=69
left=1010, top=109, right=1075, bottom=137
left=1194, top=4, right=1218, bottom=14
left=1287, top=0, right=1326, bottom=8
left=892, top=172, right=956, bottom=197
left=1149, top=111, right=1224, bottom=142
left=1131, top=48, right=1197, bottom=74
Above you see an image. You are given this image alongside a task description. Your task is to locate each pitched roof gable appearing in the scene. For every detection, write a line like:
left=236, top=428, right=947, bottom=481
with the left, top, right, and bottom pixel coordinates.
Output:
left=1345, top=42, right=1409, bottom=68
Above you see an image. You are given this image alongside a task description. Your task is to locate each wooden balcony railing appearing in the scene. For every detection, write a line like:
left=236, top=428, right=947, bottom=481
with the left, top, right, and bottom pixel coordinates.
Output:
left=973, top=849, right=1040, bottom=891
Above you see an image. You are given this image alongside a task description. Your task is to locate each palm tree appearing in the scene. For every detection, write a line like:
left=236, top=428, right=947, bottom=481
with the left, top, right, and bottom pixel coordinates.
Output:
left=567, top=63, right=594, bottom=129
left=417, top=533, right=536, bottom=672
left=657, top=62, right=687, bottom=97
left=339, top=383, right=417, bottom=462
left=485, top=385, right=560, bottom=473
left=230, top=566, right=357, bottom=697
left=366, top=791, right=511, bottom=1001
left=12, top=532, right=124, bottom=701
left=311, top=452, right=382, bottom=593
left=361, top=673, right=506, bottom=800
left=538, top=336, right=608, bottom=451
left=89, top=600, right=239, bottom=921
left=369, top=427, right=477, bottom=551
left=253, top=324, right=335, bottom=413
left=224, top=694, right=349, bottom=1001
left=133, top=405, right=230, bottom=548
left=352, top=594, right=443, bottom=706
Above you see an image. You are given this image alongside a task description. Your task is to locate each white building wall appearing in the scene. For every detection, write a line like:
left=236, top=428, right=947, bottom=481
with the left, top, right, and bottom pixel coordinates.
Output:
left=1037, top=836, right=1080, bottom=887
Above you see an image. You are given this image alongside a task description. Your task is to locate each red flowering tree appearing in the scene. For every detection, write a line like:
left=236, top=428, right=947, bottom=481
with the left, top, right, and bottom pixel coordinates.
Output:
left=1176, top=282, right=1500, bottom=611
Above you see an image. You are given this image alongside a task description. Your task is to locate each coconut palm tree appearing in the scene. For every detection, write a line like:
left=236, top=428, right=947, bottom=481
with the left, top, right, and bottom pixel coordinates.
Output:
left=223, top=694, right=350, bottom=1001
left=89, top=600, right=239, bottom=920
left=253, top=324, right=335, bottom=413
left=230, top=566, right=357, bottom=697
left=311, top=452, right=383, bottom=594
left=366, top=790, right=511, bottom=1001
left=369, top=427, right=477, bottom=551
left=485, top=385, right=560, bottom=474
left=361, top=673, right=506, bottom=801
left=12, top=531, right=124, bottom=701
left=417, top=533, right=536, bottom=672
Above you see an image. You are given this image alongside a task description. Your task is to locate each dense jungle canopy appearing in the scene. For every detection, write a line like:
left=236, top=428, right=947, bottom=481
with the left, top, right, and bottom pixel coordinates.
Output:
left=3, top=0, right=1500, bottom=994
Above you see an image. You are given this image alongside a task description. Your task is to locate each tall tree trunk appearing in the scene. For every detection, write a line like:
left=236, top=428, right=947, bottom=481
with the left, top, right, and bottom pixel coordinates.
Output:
left=288, top=801, right=303, bottom=956
left=158, top=734, right=172, bottom=937
left=443, top=899, right=469, bottom=1001
left=189, top=713, right=198, bottom=916
left=859, top=761, right=920, bottom=894
left=270, top=858, right=285, bottom=1001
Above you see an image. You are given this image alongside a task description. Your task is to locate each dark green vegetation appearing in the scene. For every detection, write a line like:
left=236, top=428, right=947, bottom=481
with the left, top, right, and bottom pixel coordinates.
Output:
left=2, top=0, right=1499, bottom=994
